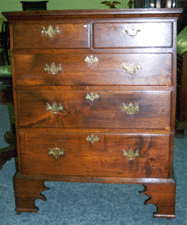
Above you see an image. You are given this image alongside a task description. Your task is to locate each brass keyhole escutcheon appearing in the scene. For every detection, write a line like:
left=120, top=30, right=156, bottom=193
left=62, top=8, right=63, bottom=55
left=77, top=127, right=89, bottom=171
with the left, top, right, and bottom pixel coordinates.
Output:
left=48, top=147, right=65, bottom=159
left=122, top=102, right=139, bottom=115
left=123, top=148, right=139, bottom=160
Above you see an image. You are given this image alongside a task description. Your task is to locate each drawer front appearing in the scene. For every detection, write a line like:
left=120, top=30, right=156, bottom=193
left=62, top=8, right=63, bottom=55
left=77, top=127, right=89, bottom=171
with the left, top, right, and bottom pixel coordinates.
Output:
left=13, top=23, right=90, bottom=49
left=15, top=53, right=172, bottom=86
left=94, top=22, right=172, bottom=48
left=17, top=90, right=171, bottom=129
left=19, top=132, right=170, bottom=178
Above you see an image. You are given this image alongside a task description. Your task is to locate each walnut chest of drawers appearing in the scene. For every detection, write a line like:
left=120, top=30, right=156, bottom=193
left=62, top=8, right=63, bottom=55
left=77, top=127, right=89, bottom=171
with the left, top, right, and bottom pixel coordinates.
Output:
left=3, top=8, right=182, bottom=219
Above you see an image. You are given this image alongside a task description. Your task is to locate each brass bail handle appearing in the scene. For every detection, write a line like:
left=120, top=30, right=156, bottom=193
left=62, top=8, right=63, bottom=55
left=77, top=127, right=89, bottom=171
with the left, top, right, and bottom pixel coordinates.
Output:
left=121, top=63, right=140, bottom=75
left=86, top=134, right=100, bottom=144
left=85, top=55, right=99, bottom=66
left=85, top=92, right=99, bottom=103
left=41, top=25, right=60, bottom=38
left=48, top=147, right=65, bottom=159
left=122, top=102, right=139, bottom=115
left=44, top=63, right=62, bottom=76
left=124, top=25, right=141, bottom=37
left=123, top=148, right=139, bottom=160
left=46, top=102, right=63, bottom=114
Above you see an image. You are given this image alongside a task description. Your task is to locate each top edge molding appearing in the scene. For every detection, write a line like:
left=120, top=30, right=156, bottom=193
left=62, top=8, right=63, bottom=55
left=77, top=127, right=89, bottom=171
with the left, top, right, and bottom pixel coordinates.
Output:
left=3, top=8, right=183, bottom=21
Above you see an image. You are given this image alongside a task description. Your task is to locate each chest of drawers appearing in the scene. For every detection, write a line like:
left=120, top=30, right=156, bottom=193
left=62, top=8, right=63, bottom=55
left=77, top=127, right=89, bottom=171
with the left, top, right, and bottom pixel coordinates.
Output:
left=3, top=8, right=182, bottom=219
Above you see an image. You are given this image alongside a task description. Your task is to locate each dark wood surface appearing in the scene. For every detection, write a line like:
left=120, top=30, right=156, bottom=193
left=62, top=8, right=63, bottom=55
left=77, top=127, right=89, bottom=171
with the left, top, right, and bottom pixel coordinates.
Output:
left=19, top=132, right=170, bottom=178
left=13, top=23, right=90, bottom=49
left=0, top=91, right=13, bottom=105
left=0, top=76, right=15, bottom=169
left=3, top=8, right=182, bottom=19
left=141, top=182, right=176, bottom=218
left=14, top=173, right=49, bottom=214
left=3, top=8, right=182, bottom=218
left=14, top=53, right=172, bottom=86
left=17, top=89, right=171, bottom=129
left=93, top=22, right=173, bottom=48
left=175, top=1, right=187, bottom=137
left=179, top=52, right=187, bottom=126
left=14, top=172, right=176, bottom=218
left=176, top=52, right=187, bottom=137
left=0, top=125, right=17, bottom=169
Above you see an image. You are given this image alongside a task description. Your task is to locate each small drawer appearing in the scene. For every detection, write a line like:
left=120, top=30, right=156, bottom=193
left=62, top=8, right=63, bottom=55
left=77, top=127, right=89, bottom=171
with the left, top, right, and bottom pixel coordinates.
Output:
left=13, top=23, right=90, bottom=49
left=17, top=89, right=171, bottom=129
left=14, top=53, right=172, bottom=86
left=94, top=22, right=172, bottom=48
left=19, top=131, right=170, bottom=178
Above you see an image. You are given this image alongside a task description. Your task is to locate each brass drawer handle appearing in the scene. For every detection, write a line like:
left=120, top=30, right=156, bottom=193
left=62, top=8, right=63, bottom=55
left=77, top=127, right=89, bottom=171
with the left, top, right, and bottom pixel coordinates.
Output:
left=41, top=25, right=60, bottom=38
left=48, top=147, right=65, bottom=159
left=123, top=148, right=139, bottom=160
left=85, top=92, right=99, bottom=102
left=85, top=55, right=98, bottom=65
left=86, top=134, right=99, bottom=144
left=46, top=102, right=63, bottom=114
left=122, top=102, right=139, bottom=115
left=44, top=63, right=62, bottom=76
left=121, top=63, right=140, bottom=75
left=124, top=25, right=141, bottom=37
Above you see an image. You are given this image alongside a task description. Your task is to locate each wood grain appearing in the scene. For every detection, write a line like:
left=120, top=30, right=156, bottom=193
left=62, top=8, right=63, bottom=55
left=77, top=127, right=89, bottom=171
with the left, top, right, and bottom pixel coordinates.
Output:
left=13, top=23, right=90, bottom=49
left=94, top=22, right=172, bottom=48
left=14, top=173, right=49, bottom=213
left=17, top=89, right=171, bottom=129
left=141, top=182, right=176, bottom=218
left=14, top=53, right=172, bottom=86
left=2, top=8, right=181, bottom=217
left=19, top=132, right=170, bottom=178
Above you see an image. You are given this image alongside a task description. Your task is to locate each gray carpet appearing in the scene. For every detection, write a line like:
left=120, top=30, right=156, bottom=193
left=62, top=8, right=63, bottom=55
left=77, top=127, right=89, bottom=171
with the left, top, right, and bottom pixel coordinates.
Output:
left=0, top=105, right=186, bottom=225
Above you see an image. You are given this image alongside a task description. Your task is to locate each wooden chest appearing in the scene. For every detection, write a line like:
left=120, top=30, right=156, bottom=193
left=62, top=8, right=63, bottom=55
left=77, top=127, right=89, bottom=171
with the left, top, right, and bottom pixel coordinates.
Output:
left=3, top=8, right=182, bottom=219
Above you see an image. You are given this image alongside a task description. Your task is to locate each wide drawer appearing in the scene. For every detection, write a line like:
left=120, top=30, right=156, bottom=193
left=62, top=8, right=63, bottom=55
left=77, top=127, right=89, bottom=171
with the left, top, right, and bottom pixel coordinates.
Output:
left=13, top=23, right=90, bottom=49
left=94, top=22, right=172, bottom=48
left=15, top=53, right=172, bottom=86
left=17, top=89, right=171, bottom=129
left=19, top=131, right=170, bottom=178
